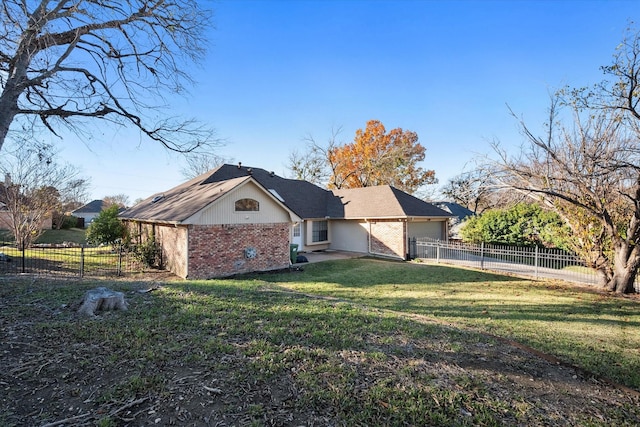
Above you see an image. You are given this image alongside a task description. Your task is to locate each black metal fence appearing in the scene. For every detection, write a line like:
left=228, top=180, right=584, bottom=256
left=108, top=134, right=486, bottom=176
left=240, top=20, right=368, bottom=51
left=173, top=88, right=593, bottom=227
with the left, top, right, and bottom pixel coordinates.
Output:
left=0, top=242, right=163, bottom=278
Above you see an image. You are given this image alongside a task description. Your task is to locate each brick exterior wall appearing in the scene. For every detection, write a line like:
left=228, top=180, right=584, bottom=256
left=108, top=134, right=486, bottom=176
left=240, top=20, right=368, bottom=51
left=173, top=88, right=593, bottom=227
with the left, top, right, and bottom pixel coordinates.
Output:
left=369, top=220, right=406, bottom=259
left=187, top=223, right=290, bottom=279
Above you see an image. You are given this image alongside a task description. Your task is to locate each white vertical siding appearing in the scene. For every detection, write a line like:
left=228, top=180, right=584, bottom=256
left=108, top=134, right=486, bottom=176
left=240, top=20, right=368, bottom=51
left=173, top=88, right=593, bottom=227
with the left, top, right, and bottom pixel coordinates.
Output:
left=188, top=182, right=292, bottom=225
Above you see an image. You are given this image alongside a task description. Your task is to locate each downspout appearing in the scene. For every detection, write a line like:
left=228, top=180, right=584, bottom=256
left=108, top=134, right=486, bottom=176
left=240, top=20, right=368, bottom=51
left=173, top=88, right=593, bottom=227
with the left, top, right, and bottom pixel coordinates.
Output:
left=444, top=219, right=450, bottom=242
left=368, top=219, right=372, bottom=255
left=184, top=225, right=189, bottom=279
left=404, top=219, right=409, bottom=260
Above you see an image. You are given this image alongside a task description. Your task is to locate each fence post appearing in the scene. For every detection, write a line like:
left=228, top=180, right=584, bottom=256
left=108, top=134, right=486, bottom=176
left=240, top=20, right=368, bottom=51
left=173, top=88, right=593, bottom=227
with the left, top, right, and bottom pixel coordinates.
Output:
left=80, top=245, right=84, bottom=278
left=480, top=242, right=485, bottom=270
left=534, top=246, right=539, bottom=279
left=117, top=244, right=123, bottom=276
left=414, top=237, right=417, bottom=260
left=21, top=239, right=25, bottom=274
left=436, top=242, right=440, bottom=263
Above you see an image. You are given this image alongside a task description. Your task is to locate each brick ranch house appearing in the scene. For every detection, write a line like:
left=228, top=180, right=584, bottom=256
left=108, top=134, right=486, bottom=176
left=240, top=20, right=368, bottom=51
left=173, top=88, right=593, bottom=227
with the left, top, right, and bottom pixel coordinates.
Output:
left=119, top=164, right=452, bottom=279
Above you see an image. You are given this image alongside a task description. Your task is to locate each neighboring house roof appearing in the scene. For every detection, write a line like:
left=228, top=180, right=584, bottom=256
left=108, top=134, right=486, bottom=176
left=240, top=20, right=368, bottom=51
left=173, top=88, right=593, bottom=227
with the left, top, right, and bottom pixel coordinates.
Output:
left=71, top=199, right=104, bottom=214
left=433, top=202, right=475, bottom=221
left=433, top=202, right=476, bottom=240
left=120, top=164, right=453, bottom=223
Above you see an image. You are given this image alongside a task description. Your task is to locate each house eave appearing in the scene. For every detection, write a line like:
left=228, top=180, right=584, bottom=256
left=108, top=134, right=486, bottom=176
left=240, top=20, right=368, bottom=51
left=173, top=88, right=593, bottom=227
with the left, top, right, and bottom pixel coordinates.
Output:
left=338, top=215, right=452, bottom=221
left=119, top=217, right=184, bottom=226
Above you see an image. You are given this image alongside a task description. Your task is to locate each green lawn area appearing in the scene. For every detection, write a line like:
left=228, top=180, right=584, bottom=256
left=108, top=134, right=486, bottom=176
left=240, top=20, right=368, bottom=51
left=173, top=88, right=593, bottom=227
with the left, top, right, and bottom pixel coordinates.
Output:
left=1, top=258, right=639, bottom=426
left=0, top=228, right=87, bottom=245
left=0, top=228, right=139, bottom=276
left=255, top=258, right=640, bottom=391
left=36, top=228, right=87, bottom=244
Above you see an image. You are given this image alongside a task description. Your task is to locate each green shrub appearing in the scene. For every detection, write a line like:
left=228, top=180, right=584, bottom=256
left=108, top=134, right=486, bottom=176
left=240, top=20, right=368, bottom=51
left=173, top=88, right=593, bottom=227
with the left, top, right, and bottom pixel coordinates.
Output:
left=86, top=205, right=127, bottom=247
left=61, top=215, right=79, bottom=229
left=132, top=239, right=162, bottom=268
left=460, top=203, right=571, bottom=249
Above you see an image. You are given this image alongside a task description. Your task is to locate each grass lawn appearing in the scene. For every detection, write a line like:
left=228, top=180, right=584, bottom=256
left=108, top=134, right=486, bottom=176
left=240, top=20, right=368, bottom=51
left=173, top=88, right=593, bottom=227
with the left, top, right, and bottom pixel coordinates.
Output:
left=0, top=244, right=126, bottom=273
left=256, top=258, right=640, bottom=391
left=1, top=259, right=639, bottom=426
left=36, top=228, right=88, bottom=244
left=0, top=228, right=87, bottom=245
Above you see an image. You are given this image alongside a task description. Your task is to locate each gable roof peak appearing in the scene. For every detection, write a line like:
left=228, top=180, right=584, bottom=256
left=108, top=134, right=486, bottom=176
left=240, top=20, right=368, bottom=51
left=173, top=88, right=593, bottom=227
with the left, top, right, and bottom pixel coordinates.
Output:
left=71, top=199, right=105, bottom=214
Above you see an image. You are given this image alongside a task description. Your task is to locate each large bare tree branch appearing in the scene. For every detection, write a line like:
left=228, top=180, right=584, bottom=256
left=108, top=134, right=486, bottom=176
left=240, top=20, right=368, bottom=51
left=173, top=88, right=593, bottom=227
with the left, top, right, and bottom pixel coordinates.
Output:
left=0, top=0, right=216, bottom=153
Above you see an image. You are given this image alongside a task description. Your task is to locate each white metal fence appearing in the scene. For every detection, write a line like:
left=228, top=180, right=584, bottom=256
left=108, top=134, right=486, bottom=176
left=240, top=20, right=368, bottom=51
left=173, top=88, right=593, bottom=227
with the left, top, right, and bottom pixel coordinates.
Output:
left=409, top=238, right=640, bottom=292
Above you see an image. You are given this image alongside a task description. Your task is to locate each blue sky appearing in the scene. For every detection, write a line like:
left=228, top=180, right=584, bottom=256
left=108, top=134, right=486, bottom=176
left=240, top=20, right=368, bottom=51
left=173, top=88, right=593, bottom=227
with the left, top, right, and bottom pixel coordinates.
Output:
left=57, top=0, right=636, bottom=203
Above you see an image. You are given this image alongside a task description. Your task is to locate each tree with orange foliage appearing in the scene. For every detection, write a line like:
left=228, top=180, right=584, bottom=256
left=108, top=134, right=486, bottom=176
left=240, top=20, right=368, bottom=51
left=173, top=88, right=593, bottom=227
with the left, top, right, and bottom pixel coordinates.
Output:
left=327, top=120, right=436, bottom=194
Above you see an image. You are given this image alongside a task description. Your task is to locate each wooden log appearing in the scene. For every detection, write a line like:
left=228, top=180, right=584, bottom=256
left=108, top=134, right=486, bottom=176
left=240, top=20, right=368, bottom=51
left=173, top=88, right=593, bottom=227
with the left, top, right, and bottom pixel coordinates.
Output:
left=77, top=287, right=127, bottom=317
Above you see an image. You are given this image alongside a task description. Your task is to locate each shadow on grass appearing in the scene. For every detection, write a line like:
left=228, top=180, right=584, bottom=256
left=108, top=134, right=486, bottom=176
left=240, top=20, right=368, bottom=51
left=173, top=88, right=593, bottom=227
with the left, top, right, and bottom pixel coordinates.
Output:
left=1, top=275, right=639, bottom=426
left=239, top=258, right=640, bottom=390
left=246, top=258, right=639, bottom=326
left=253, top=258, right=523, bottom=286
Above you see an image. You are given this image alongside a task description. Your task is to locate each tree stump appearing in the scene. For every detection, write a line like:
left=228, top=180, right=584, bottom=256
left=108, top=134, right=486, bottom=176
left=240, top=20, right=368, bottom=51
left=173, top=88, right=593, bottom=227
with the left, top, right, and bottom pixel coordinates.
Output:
left=78, top=287, right=127, bottom=317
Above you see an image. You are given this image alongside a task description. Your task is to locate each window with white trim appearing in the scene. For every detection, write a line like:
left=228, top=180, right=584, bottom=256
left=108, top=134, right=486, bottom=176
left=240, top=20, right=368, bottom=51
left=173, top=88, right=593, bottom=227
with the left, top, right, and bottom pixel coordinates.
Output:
left=311, top=220, right=328, bottom=242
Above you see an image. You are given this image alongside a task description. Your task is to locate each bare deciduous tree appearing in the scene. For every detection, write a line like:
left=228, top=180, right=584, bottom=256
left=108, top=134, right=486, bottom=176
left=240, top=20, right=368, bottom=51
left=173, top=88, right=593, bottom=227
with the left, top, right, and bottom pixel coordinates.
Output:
left=59, top=178, right=91, bottom=212
left=0, top=0, right=215, bottom=153
left=490, top=26, right=640, bottom=294
left=440, top=166, right=526, bottom=213
left=0, top=142, right=86, bottom=247
left=180, top=152, right=231, bottom=180
left=103, top=194, right=130, bottom=208
left=287, top=127, right=344, bottom=187
left=492, top=96, right=640, bottom=294
left=440, top=168, right=496, bottom=214
left=51, top=177, right=90, bottom=229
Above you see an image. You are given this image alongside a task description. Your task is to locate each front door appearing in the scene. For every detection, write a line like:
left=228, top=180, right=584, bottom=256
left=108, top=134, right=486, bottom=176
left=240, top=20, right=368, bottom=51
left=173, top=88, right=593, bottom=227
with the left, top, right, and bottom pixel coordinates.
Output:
left=291, top=222, right=303, bottom=249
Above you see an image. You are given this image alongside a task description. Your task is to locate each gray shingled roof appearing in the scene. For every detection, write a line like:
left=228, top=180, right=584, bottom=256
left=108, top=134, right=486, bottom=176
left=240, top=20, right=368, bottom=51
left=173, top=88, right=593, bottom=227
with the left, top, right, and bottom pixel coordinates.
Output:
left=200, top=164, right=334, bottom=219
left=119, top=175, right=254, bottom=223
left=71, top=199, right=104, bottom=214
left=433, top=202, right=475, bottom=221
left=119, top=164, right=452, bottom=223
left=331, top=186, right=452, bottom=219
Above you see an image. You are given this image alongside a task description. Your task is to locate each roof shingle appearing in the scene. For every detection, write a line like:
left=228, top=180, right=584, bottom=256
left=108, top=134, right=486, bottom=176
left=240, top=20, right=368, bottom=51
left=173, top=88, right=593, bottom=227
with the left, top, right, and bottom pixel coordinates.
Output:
left=119, top=164, right=452, bottom=223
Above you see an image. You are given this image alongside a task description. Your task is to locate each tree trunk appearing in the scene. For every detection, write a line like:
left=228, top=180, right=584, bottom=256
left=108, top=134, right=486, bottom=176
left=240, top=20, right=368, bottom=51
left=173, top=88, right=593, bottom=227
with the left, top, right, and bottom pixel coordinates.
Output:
left=595, top=269, right=611, bottom=289
left=77, top=287, right=128, bottom=317
left=0, top=90, right=19, bottom=152
left=604, top=242, right=640, bottom=294
left=607, top=263, right=638, bottom=293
